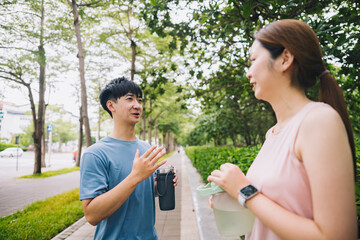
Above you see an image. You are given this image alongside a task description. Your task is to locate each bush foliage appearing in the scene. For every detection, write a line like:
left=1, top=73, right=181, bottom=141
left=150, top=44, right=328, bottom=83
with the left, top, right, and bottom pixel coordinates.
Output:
left=185, top=145, right=261, bottom=183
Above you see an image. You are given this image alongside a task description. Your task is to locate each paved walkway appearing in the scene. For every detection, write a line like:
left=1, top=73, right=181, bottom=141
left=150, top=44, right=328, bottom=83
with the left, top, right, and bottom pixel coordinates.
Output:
left=1, top=150, right=240, bottom=240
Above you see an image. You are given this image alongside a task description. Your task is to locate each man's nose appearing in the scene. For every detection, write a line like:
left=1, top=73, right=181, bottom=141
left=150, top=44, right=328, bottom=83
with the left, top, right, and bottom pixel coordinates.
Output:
left=133, top=100, right=141, bottom=108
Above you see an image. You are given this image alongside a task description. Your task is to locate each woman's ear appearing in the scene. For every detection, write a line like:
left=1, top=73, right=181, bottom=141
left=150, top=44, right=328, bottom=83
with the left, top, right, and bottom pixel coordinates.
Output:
left=281, top=48, right=294, bottom=72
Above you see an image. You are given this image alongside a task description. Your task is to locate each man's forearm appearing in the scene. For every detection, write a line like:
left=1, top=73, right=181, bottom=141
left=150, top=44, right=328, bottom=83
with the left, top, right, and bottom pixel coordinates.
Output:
left=82, top=173, right=141, bottom=226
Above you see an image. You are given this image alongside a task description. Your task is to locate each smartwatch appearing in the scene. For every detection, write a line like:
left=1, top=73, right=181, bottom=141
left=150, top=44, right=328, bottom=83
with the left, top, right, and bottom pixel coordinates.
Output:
left=238, top=184, right=258, bottom=208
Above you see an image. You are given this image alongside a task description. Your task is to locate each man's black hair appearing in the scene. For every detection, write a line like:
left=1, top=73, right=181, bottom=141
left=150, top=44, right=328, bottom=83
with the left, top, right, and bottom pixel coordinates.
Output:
left=99, top=77, right=142, bottom=117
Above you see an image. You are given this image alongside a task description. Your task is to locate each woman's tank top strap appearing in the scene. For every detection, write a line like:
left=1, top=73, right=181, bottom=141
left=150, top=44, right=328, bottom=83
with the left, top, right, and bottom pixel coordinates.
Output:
left=284, top=102, right=328, bottom=151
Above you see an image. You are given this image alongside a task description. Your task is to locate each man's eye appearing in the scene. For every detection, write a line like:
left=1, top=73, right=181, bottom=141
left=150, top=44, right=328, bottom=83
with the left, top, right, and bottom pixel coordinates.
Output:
left=138, top=99, right=143, bottom=103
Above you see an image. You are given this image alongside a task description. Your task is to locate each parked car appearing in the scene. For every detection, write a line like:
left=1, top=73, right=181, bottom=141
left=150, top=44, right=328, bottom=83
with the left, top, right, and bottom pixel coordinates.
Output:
left=0, top=147, right=23, bottom=157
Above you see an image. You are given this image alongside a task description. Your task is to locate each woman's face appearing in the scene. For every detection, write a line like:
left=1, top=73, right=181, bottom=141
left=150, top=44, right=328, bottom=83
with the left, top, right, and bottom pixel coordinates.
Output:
left=246, top=40, right=281, bottom=101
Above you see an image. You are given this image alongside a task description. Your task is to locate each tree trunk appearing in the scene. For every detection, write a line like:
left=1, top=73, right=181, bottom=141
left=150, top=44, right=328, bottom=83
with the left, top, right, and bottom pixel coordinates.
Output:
left=147, top=100, right=152, bottom=145
left=33, top=0, right=46, bottom=174
left=41, top=133, right=46, bottom=167
left=155, top=121, right=158, bottom=145
left=231, top=132, right=237, bottom=146
left=75, top=106, right=83, bottom=167
left=162, top=132, right=166, bottom=150
left=69, top=0, right=92, bottom=147
left=41, top=103, right=47, bottom=167
left=142, top=98, right=146, bottom=140
left=142, top=114, right=146, bottom=140
left=97, top=85, right=101, bottom=142
left=167, top=132, right=171, bottom=152
left=97, top=105, right=101, bottom=142
left=130, top=40, right=136, bottom=81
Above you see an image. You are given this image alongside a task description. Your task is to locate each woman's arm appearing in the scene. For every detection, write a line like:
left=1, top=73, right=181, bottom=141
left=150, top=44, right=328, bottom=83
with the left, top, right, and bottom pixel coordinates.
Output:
left=208, top=106, right=357, bottom=240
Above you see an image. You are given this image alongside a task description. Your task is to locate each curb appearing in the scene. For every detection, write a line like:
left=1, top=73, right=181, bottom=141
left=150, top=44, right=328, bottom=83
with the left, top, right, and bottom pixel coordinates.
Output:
left=52, top=217, right=87, bottom=240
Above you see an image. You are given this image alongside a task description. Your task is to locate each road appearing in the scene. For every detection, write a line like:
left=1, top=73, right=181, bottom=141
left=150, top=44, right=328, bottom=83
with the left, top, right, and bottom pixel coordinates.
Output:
left=0, top=151, right=79, bottom=217
left=0, top=151, right=75, bottom=179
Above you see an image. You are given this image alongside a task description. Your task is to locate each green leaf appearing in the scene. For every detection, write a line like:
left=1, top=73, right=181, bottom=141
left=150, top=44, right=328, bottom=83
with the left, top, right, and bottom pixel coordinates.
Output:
left=243, top=1, right=252, bottom=19
left=150, top=0, right=157, bottom=6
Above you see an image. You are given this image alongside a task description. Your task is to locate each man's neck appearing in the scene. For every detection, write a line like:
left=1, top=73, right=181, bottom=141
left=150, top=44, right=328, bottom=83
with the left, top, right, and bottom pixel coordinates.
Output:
left=109, top=124, right=136, bottom=141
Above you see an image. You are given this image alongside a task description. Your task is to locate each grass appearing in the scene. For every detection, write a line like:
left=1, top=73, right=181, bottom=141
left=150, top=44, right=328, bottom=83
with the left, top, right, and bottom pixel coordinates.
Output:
left=18, top=167, right=80, bottom=179
left=0, top=188, right=83, bottom=240
left=0, top=152, right=174, bottom=240
left=157, top=151, right=175, bottom=163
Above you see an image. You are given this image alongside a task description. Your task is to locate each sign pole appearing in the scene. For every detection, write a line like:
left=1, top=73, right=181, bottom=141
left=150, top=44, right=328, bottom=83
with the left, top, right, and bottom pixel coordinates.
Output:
left=47, top=124, right=53, bottom=167
left=48, top=131, right=52, bottom=167
left=15, top=136, right=19, bottom=171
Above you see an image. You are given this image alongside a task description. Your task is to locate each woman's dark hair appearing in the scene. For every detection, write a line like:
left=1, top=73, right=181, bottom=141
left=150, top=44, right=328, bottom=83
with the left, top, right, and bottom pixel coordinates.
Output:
left=254, top=19, right=356, bottom=176
left=99, top=77, right=142, bottom=117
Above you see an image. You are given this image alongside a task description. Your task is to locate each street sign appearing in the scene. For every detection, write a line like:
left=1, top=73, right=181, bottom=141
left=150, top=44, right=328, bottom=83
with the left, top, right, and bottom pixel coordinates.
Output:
left=47, top=124, right=53, bottom=132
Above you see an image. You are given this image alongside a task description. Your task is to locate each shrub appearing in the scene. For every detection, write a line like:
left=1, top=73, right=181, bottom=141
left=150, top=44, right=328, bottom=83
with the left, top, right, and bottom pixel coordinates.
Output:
left=185, top=145, right=261, bottom=182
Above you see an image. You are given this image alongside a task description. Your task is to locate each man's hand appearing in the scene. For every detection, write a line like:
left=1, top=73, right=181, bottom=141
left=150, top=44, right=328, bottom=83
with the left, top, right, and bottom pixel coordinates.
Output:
left=131, top=145, right=167, bottom=184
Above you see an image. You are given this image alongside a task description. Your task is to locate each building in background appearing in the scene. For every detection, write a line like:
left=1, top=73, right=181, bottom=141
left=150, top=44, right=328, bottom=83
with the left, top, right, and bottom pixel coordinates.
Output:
left=0, top=101, right=32, bottom=143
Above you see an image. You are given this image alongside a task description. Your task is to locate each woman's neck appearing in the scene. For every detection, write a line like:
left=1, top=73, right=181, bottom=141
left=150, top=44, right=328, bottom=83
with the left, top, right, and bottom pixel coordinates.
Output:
left=270, top=88, right=310, bottom=124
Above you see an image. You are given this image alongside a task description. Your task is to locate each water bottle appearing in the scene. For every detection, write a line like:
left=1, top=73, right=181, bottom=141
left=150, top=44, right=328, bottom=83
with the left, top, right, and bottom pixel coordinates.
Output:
left=156, top=167, right=175, bottom=211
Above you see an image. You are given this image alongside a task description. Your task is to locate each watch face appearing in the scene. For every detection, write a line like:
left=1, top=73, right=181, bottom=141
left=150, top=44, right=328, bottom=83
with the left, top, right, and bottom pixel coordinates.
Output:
left=240, top=185, right=258, bottom=198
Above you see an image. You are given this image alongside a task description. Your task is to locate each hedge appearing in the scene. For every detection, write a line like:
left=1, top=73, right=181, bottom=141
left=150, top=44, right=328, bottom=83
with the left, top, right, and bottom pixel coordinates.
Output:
left=185, top=145, right=261, bottom=183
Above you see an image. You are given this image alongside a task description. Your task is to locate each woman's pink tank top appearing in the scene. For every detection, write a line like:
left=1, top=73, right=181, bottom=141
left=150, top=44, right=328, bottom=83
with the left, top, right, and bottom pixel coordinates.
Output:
left=246, top=102, right=329, bottom=239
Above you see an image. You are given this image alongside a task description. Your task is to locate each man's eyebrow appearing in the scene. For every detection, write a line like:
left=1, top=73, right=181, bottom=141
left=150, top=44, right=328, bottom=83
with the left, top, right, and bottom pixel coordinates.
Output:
left=125, top=93, right=135, bottom=96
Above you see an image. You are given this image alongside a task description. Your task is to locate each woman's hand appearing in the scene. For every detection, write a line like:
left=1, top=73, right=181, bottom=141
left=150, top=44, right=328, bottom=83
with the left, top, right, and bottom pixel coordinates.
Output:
left=207, top=163, right=250, bottom=200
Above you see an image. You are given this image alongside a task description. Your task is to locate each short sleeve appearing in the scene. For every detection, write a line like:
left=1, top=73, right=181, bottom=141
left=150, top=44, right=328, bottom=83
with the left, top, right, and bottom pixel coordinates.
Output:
left=79, top=152, right=109, bottom=200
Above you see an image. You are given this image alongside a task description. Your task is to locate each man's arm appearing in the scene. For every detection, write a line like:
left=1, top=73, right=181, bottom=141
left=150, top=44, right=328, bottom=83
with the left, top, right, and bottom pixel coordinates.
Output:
left=82, top=146, right=167, bottom=226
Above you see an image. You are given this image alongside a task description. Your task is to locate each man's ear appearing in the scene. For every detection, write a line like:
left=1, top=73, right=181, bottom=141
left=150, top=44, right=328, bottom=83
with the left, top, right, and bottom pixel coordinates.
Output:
left=281, top=48, right=294, bottom=72
left=106, top=100, right=115, bottom=113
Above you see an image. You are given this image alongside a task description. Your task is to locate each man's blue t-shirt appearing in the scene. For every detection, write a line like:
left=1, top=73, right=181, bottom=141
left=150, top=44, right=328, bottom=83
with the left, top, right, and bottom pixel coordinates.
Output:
left=79, top=136, right=158, bottom=240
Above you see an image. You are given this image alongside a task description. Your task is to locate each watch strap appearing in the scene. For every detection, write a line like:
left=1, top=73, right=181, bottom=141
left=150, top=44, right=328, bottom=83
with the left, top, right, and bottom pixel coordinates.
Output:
left=238, top=184, right=258, bottom=208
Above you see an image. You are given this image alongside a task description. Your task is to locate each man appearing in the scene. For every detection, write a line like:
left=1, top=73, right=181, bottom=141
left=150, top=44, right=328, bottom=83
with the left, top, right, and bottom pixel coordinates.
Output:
left=80, top=77, right=174, bottom=239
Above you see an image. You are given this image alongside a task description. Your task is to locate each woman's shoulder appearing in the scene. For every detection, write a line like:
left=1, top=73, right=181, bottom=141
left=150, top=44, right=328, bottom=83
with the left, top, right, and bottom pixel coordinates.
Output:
left=298, top=102, right=346, bottom=146
left=302, top=102, right=342, bottom=128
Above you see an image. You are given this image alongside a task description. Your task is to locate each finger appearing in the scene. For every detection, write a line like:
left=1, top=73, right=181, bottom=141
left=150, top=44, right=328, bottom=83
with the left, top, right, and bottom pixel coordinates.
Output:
left=147, top=146, right=164, bottom=161
left=153, top=159, right=167, bottom=170
left=150, top=150, right=166, bottom=164
left=211, top=169, right=222, bottom=177
left=209, top=196, right=213, bottom=208
left=134, top=149, right=140, bottom=159
left=142, top=145, right=158, bottom=159
left=220, top=163, right=231, bottom=171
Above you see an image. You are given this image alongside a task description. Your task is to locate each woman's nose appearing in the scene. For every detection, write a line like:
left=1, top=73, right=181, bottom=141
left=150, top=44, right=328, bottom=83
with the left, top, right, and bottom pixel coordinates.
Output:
left=246, top=67, right=252, bottom=79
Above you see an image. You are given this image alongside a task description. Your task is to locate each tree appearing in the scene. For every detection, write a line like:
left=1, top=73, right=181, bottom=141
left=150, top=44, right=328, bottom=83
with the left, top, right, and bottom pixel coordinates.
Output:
left=0, top=0, right=49, bottom=173
left=65, top=0, right=97, bottom=149
left=141, top=0, right=360, bottom=145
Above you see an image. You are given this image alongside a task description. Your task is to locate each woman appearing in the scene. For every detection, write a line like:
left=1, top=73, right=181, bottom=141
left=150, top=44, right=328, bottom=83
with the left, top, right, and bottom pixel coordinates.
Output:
left=207, top=19, right=357, bottom=239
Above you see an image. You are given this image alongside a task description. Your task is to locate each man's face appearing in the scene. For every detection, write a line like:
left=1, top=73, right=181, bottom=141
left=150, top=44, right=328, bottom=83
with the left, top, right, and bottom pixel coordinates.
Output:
left=110, top=93, right=142, bottom=125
